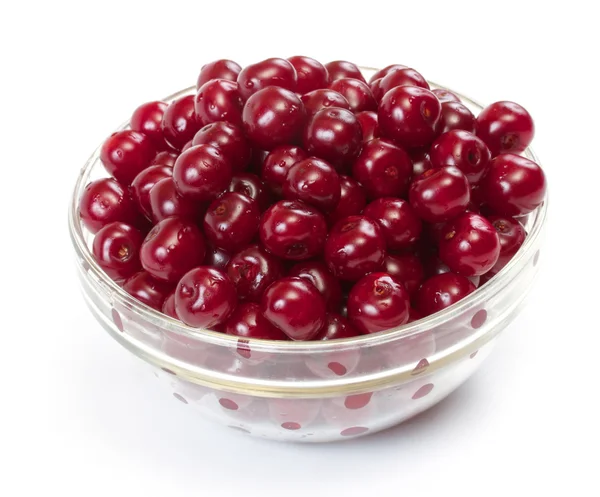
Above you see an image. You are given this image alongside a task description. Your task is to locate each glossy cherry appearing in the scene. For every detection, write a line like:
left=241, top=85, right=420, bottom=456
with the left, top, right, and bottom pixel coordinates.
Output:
left=369, top=64, right=408, bottom=83
left=329, top=78, right=377, bottom=112
left=301, top=89, right=351, bottom=117
left=140, top=217, right=206, bottom=283
left=261, top=277, right=326, bottom=340
left=324, top=215, right=386, bottom=281
left=93, top=222, right=144, bottom=280
left=237, top=58, right=297, bottom=100
left=409, top=166, right=470, bottom=223
left=347, top=272, right=410, bottom=334
left=378, top=85, right=441, bottom=149
left=480, top=153, right=546, bottom=217
left=476, top=101, right=535, bottom=156
left=261, top=145, right=308, bottom=195
left=161, top=291, right=179, bottom=319
left=149, top=177, right=201, bottom=222
left=194, top=79, right=244, bottom=127
left=173, top=144, right=232, bottom=202
left=282, top=157, right=341, bottom=211
left=288, top=261, right=343, bottom=312
left=175, top=267, right=237, bottom=328
left=287, top=56, right=329, bottom=94
left=225, top=302, right=288, bottom=340
left=226, top=245, right=284, bottom=302
left=429, top=130, right=491, bottom=184
left=432, top=88, right=460, bottom=103
left=161, top=95, right=200, bottom=150
left=416, top=272, right=476, bottom=316
left=242, top=86, right=306, bottom=150
left=79, top=178, right=138, bottom=233
left=151, top=151, right=178, bottom=168
left=192, top=121, right=251, bottom=173
left=228, top=173, right=272, bottom=211
left=196, top=59, right=242, bottom=89
left=303, top=107, right=362, bottom=170
left=327, top=176, right=367, bottom=225
left=352, top=138, right=412, bottom=199
left=131, top=165, right=173, bottom=220
left=259, top=200, right=327, bottom=260
left=383, top=253, right=424, bottom=296
left=488, top=215, right=526, bottom=273
left=100, top=130, right=156, bottom=184
left=438, top=212, right=501, bottom=276
left=203, top=192, right=261, bottom=253
left=203, top=243, right=231, bottom=271
left=410, top=148, right=433, bottom=176
left=123, top=271, right=174, bottom=311
left=436, top=101, right=476, bottom=135
left=324, top=60, right=366, bottom=83
left=379, top=67, right=429, bottom=94
left=130, top=101, right=170, bottom=150
left=356, top=111, right=379, bottom=142
left=363, top=197, right=422, bottom=251
left=314, top=313, right=360, bottom=340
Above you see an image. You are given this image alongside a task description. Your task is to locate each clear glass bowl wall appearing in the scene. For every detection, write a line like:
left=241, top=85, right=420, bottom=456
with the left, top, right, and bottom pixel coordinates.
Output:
left=69, top=67, right=547, bottom=442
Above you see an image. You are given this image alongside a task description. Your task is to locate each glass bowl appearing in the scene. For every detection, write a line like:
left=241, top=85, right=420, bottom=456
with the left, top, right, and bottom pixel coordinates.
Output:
left=68, top=67, right=547, bottom=443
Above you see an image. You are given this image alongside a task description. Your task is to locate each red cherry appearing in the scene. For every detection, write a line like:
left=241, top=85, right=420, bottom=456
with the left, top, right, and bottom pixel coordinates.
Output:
left=226, top=245, right=284, bottom=302
left=288, top=261, right=343, bottom=312
left=329, top=78, right=377, bottom=112
left=476, top=101, right=535, bottom=156
left=194, top=79, right=244, bottom=127
left=131, top=165, right=173, bottom=220
left=301, top=89, right=351, bottom=117
left=100, top=130, right=156, bottom=184
left=282, top=157, right=341, bottom=211
left=79, top=178, right=138, bottom=234
left=324, top=60, right=366, bottom=83
left=192, top=121, right=251, bottom=173
left=416, top=272, right=476, bottom=316
left=161, top=95, right=200, bottom=150
left=93, top=222, right=143, bottom=280
left=327, top=176, right=367, bottom=225
left=287, top=56, right=329, bottom=94
left=123, top=271, right=174, bottom=311
left=196, top=59, right=242, bottom=89
left=363, top=197, right=422, bottom=251
left=237, top=57, right=297, bottom=100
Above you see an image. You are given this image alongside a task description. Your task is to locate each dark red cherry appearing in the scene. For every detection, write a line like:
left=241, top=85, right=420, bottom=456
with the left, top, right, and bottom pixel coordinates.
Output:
left=348, top=272, right=410, bottom=334
left=287, top=56, right=329, bottom=94
left=149, top=177, right=201, bottom=223
left=288, top=261, right=342, bottom=312
left=410, top=148, right=433, bottom=176
left=378, top=86, right=441, bottom=149
left=324, top=215, right=386, bottom=281
left=314, top=313, right=360, bottom=340
left=438, top=212, right=501, bottom=276
left=194, top=79, right=244, bottom=127
left=480, top=153, right=546, bottom=217
left=131, top=165, right=173, bottom=220
left=488, top=215, right=527, bottom=273
left=261, top=277, right=326, bottom=340
left=93, top=222, right=144, bottom=280
left=363, top=198, right=422, bottom=251
left=379, top=67, right=429, bottom=94
left=203, top=192, right=261, bottom=253
left=242, top=86, right=306, bottom=150
left=436, top=101, right=476, bottom=135
left=327, top=176, right=367, bottom=225
left=282, top=157, right=341, bottom=211
left=352, top=138, right=412, bottom=199
left=175, top=267, right=237, bottom=328
left=303, top=107, right=362, bottom=170
left=123, top=271, right=174, bottom=311
left=226, top=245, right=284, bottom=302
left=432, top=88, right=460, bottom=103
left=192, top=121, right=251, bottom=173
left=409, top=167, right=470, bottom=223
left=162, top=291, right=179, bottom=319
left=261, top=145, right=308, bottom=196
left=100, top=130, right=156, bottom=184
left=161, top=95, right=200, bottom=151
left=416, top=272, right=476, bottom=316
left=196, top=59, right=242, bottom=89
left=382, top=253, right=424, bottom=296
left=151, top=150, right=179, bottom=168
left=228, top=173, right=272, bottom=211
left=79, top=178, right=138, bottom=233
left=356, top=111, right=379, bottom=142
left=301, top=89, right=351, bottom=117
left=259, top=200, right=327, bottom=260
left=237, top=57, right=297, bottom=100
left=329, top=78, right=377, bottom=112
left=430, top=130, right=491, bottom=184
left=173, top=144, right=233, bottom=202
left=130, top=101, right=170, bottom=150
left=369, top=64, right=408, bottom=83
left=476, top=101, right=535, bottom=156
left=225, top=302, right=288, bottom=340
left=203, top=243, right=231, bottom=271
left=324, top=60, right=366, bottom=83
left=140, top=217, right=206, bottom=283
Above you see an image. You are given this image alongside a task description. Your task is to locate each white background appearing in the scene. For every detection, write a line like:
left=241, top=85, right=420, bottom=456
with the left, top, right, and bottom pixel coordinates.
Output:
left=1, top=1, right=599, bottom=495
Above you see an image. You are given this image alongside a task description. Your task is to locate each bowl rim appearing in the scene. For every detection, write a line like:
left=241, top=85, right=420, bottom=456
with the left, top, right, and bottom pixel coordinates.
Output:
left=68, top=74, right=548, bottom=356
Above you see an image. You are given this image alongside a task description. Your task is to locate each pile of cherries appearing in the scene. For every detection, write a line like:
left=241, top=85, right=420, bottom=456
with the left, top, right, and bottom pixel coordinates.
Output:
left=80, top=57, right=546, bottom=342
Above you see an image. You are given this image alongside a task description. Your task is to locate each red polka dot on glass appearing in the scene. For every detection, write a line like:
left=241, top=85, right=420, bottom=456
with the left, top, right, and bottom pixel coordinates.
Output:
left=412, top=383, right=434, bottom=400
left=340, top=426, right=369, bottom=437
left=471, top=309, right=488, bottom=329
left=111, top=308, right=124, bottom=332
